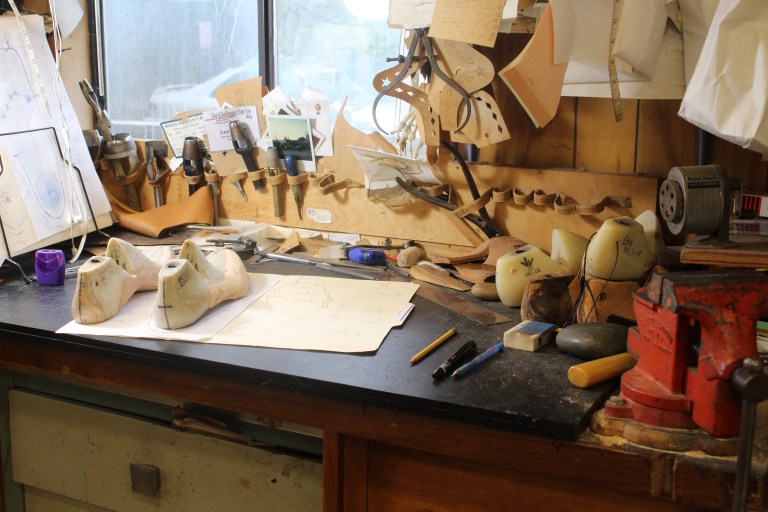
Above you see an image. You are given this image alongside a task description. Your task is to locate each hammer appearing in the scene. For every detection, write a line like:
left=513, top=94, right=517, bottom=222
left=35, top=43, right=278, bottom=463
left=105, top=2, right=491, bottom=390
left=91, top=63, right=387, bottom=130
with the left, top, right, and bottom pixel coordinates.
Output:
left=557, top=318, right=636, bottom=388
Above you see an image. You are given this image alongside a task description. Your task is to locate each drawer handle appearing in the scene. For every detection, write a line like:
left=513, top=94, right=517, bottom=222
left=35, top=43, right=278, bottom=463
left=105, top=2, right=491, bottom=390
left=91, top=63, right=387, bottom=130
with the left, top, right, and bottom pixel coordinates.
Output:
left=130, top=463, right=161, bottom=497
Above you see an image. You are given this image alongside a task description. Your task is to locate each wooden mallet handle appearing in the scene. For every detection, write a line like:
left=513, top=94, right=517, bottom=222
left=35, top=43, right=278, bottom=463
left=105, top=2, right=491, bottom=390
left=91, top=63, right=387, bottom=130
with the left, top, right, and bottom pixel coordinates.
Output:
left=568, top=352, right=636, bottom=388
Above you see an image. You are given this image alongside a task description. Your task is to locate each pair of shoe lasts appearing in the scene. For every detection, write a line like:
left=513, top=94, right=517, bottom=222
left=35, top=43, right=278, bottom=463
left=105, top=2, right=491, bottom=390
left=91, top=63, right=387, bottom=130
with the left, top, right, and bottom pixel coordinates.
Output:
left=71, top=238, right=249, bottom=329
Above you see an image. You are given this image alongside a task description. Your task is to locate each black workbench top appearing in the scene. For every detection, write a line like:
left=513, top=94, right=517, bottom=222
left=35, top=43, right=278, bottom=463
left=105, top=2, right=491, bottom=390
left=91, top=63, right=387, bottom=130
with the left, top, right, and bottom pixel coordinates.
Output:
left=0, top=251, right=616, bottom=441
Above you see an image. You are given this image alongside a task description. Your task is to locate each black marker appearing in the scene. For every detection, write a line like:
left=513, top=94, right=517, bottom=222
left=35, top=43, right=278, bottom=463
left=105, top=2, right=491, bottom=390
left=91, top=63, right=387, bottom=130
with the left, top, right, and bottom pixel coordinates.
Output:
left=432, top=341, right=477, bottom=380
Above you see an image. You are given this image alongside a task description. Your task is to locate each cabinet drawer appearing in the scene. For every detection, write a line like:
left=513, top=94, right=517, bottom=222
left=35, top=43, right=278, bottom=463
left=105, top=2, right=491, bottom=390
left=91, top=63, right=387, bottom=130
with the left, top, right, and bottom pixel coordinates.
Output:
left=24, top=487, right=110, bottom=512
left=9, top=390, right=322, bottom=512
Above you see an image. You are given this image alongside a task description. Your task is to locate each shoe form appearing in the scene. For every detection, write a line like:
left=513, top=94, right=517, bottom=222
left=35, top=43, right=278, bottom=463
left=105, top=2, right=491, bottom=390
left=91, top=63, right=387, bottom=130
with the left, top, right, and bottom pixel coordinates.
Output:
left=153, top=240, right=249, bottom=330
left=71, top=238, right=173, bottom=324
left=71, top=256, right=140, bottom=324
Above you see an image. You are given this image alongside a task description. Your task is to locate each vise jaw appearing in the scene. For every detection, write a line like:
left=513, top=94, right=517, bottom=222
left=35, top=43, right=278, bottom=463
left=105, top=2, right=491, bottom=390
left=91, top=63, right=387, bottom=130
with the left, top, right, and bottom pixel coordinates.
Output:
left=605, top=270, right=768, bottom=438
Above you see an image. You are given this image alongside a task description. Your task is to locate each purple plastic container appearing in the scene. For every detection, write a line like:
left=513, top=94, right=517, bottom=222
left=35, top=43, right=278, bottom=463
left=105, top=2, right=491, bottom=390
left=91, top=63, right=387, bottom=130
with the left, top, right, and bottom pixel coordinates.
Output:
left=35, top=249, right=66, bottom=286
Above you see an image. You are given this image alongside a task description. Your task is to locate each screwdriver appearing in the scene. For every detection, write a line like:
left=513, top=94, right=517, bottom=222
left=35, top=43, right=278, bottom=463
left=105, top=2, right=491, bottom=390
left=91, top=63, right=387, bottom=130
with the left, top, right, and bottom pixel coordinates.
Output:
left=284, top=154, right=304, bottom=219
left=229, top=120, right=263, bottom=191
left=266, top=147, right=283, bottom=217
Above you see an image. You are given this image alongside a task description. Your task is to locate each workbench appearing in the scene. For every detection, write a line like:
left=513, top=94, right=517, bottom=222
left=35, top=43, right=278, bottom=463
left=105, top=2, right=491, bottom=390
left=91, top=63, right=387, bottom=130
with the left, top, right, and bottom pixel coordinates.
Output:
left=0, top=252, right=763, bottom=511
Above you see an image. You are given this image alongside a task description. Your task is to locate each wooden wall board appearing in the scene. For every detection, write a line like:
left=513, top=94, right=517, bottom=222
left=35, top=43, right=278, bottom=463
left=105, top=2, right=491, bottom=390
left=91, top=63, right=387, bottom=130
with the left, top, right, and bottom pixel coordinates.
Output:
left=523, top=96, right=577, bottom=169
left=479, top=33, right=578, bottom=169
left=432, top=162, right=659, bottom=253
left=365, top=442, right=690, bottom=512
left=711, top=137, right=768, bottom=192
left=217, top=177, right=485, bottom=246
left=636, top=100, right=696, bottom=176
left=216, top=161, right=658, bottom=253
left=575, top=98, right=639, bottom=174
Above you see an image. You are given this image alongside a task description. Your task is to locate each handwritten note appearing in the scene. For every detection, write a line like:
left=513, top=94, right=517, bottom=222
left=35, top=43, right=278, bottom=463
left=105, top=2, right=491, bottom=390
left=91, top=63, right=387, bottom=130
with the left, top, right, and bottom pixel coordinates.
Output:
left=429, top=0, right=506, bottom=47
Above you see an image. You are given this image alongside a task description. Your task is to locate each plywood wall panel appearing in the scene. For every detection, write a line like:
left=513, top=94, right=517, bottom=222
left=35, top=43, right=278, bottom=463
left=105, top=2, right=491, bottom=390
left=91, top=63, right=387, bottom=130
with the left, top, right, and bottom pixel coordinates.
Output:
left=575, top=98, right=638, bottom=174
left=480, top=34, right=576, bottom=169
left=636, top=100, right=696, bottom=178
left=710, top=138, right=768, bottom=192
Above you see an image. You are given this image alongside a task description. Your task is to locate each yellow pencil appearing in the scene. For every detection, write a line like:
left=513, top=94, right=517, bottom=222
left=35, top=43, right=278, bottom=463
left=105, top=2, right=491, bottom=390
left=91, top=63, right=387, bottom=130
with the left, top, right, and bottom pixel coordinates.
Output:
left=410, top=327, right=458, bottom=365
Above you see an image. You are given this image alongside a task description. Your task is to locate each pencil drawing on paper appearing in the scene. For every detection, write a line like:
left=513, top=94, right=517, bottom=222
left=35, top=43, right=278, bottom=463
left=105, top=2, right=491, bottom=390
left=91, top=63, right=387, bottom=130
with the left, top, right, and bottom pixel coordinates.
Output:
left=214, top=275, right=419, bottom=353
left=0, top=15, right=112, bottom=258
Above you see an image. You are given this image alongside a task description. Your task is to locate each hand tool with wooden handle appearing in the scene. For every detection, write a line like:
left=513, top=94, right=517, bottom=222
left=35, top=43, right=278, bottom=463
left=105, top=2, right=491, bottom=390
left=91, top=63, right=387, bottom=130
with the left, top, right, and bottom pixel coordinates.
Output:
left=266, top=147, right=284, bottom=217
left=567, top=352, right=636, bottom=388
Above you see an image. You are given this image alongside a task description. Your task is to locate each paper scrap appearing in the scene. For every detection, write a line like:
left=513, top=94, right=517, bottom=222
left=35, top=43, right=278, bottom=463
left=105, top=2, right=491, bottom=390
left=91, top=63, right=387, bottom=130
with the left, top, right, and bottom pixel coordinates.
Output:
left=203, top=106, right=261, bottom=152
left=429, top=0, right=506, bottom=47
left=348, top=145, right=441, bottom=188
left=211, top=274, right=420, bottom=353
left=388, top=0, right=520, bottom=31
left=388, top=0, right=436, bottom=29
left=297, top=88, right=333, bottom=157
left=160, top=112, right=206, bottom=158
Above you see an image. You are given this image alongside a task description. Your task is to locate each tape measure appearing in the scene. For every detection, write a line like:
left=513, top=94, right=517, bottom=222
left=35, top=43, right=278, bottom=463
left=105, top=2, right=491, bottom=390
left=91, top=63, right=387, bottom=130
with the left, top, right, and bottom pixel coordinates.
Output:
left=7, top=0, right=54, bottom=124
left=608, top=0, right=623, bottom=122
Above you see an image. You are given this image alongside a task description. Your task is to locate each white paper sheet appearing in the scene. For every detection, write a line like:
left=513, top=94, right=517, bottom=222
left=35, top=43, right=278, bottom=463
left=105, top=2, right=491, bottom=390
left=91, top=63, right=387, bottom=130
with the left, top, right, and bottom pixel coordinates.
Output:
left=203, top=106, right=261, bottom=152
left=550, top=0, right=685, bottom=99
left=160, top=113, right=207, bottom=158
left=562, top=23, right=685, bottom=99
left=678, top=0, right=720, bottom=83
left=297, top=87, right=333, bottom=157
left=211, top=274, right=419, bottom=353
left=678, top=0, right=768, bottom=153
left=348, top=145, right=441, bottom=188
left=387, top=0, right=521, bottom=30
left=0, top=15, right=112, bottom=258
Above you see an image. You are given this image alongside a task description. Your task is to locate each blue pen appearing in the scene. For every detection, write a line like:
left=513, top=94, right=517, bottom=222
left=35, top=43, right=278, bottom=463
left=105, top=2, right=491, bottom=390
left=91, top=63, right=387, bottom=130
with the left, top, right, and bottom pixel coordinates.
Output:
left=451, top=342, right=504, bottom=379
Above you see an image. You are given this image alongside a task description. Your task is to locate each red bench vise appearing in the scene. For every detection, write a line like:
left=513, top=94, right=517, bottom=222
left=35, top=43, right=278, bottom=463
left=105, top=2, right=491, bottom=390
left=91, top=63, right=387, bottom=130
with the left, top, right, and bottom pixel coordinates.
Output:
left=603, top=270, right=768, bottom=438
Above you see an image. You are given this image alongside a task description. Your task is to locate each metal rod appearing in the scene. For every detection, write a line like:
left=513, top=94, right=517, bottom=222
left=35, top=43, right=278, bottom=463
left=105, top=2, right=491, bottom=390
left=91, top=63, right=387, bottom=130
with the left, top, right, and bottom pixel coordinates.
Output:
left=733, top=399, right=757, bottom=512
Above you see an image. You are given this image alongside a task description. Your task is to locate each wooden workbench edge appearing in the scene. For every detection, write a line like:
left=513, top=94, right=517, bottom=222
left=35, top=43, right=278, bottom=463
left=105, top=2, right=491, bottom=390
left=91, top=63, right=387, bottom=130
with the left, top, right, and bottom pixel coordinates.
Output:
left=0, top=333, right=742, bottom=508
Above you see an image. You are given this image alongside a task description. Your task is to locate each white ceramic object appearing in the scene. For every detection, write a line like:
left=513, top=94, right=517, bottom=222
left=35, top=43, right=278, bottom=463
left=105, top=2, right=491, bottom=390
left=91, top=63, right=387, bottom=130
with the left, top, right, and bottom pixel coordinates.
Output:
left=634, top=210, right=664, bottom=266
left=585, top=216, right=653, bottom=280
left=550, top=229, right=588, bottom=275
left=495, top=245, right=564, bottom=307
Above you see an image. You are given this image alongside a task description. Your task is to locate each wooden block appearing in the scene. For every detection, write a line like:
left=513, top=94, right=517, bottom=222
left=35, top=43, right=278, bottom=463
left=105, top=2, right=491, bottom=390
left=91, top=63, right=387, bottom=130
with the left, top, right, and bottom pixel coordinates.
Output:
left=503, top=320, right=557, bottom=352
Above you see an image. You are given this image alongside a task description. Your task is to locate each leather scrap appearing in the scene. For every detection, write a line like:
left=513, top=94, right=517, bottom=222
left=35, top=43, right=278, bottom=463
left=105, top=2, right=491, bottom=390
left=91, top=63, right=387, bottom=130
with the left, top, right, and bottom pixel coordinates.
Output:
left=111, top=187, right=213, bottom=238
left=431, top=236, right=526, bottom=266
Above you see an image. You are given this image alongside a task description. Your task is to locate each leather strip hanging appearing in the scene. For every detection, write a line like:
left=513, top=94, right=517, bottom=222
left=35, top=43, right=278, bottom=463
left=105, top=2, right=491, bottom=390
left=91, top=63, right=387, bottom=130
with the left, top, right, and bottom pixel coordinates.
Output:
left=266, top=170, right=287, bottom=188
left=286, top=173, right=310, bottom=187
left=408, top=182, right=631, bottom=218
left=315, top=173, right=365, bottom=195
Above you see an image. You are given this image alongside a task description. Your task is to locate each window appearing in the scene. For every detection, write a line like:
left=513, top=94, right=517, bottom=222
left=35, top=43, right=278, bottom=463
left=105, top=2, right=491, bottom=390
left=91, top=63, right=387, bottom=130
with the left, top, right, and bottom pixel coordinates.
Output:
left=96, top=0, right=398, bottom=140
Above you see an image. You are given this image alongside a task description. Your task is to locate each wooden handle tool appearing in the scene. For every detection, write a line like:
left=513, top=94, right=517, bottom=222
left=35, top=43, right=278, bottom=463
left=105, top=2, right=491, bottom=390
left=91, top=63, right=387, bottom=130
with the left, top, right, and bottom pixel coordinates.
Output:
left=567, top=352, right=636, bottom=388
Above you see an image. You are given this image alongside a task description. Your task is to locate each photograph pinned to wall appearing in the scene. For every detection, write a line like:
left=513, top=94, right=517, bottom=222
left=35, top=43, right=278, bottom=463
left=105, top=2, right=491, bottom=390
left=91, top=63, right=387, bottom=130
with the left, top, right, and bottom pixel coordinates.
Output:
left=266, top=115, right=316, bottom=172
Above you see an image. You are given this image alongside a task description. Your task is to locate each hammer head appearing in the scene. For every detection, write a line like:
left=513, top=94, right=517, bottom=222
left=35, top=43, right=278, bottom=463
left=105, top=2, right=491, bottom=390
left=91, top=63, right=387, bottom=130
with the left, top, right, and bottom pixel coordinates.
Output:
left=145, top=140, right=168, bottom=159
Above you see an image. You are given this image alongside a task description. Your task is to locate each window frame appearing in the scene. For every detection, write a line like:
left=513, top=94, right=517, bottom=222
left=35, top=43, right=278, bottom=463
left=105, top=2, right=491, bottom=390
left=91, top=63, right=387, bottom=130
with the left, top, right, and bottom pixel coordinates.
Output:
left=86, top=0, right=276, bottom=116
